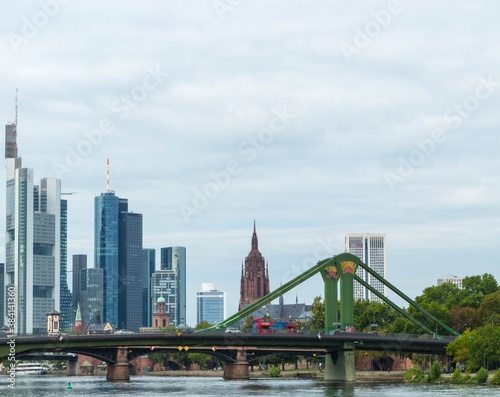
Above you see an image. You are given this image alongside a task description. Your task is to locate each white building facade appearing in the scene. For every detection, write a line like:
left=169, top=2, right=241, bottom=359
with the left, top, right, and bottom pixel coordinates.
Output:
left=5, top=123, right=62, bottom=334
left=345, top=233, right=386, bottom=302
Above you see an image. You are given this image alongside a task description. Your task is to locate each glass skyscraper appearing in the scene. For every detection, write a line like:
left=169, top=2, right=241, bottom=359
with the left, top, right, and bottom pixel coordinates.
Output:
left=94, top=191, right=143, bottom=331
left=5, top=121, right=64, bottom=334
left=142, top=249, right=156, bottom=327
left=59, top=199, right=73, bottom=331
left=72, top=254, right=87, bottom=309
left=161, top=247, right=186, bottom=326
left=79, top=267, right=104, bottom=325
left=118, top=211, right=143, bottom=331
left=196, top=283, right=225, bottom=324
left=95, top=192, right=119, bottom=327
left=345, top=233, right=386, bottom=302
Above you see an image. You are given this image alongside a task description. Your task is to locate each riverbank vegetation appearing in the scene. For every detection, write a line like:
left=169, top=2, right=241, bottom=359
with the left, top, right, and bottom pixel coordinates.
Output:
left=404, top=363, right=491, bottom=384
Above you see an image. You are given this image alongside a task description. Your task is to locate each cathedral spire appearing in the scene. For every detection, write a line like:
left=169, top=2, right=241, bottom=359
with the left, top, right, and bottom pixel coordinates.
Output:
left=251, top=220, right=258, bottom=250
left=239, top=220, right=269, bottom=310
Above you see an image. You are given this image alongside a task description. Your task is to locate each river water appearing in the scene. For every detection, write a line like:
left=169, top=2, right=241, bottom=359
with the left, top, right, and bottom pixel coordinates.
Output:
left=1, top=375, right=497, bottom=396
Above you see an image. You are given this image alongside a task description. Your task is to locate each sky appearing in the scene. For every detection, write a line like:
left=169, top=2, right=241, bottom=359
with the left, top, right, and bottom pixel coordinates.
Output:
left=1, top=1, right=500, bottom=326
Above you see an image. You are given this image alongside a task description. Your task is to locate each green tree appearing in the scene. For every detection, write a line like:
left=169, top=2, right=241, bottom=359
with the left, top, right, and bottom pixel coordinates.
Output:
left=415, top=282, right=461, bottom=309
left=478, top=290, right=500, bottom=326
left=171, top=352, right=191, bottom=370
left=195, top=320, right=213, bottom=330
left=490, top=369, right=500, bottom=385
left=446, top=328, right=473, bottom=366
left=450, top=305, right=478, bottom=333
left=447, top=324, right=500, bottom=372
left=457, top=274, right=499, bottom=308
left=242, top=316, right=254, bottom=332
left=189, top=353, right=211, bottom=370
left=148, top=352, right=168, bottom=368
left=269, top=366, right=281, bottom=377
left=427, top=361, right=441, bottom=382
left=354, top=300, right=401, bottom=332
left=476, top=367, right=488, bottom=383
left=308, top=296, right=324, bottom=331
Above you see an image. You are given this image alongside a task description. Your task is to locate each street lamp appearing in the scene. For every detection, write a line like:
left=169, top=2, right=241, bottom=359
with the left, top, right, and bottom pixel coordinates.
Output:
left=483, top=352, right=486, bottom=369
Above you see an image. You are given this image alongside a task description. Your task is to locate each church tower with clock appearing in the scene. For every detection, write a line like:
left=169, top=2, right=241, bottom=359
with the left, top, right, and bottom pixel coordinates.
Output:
left=238, top=221, right=270, bottom=310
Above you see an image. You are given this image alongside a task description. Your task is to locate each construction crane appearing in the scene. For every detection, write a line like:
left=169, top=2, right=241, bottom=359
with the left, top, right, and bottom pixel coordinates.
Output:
left=61, top=192, right=76, bottom=195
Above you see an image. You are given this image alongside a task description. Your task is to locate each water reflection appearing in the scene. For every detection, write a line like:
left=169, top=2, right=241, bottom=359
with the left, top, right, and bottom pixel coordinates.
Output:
left=323, top=381, right=356, bottom=397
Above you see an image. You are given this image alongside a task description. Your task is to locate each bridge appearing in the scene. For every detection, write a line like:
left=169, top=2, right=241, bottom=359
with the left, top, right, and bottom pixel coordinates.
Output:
left=0, top=253, right=459, bottom=382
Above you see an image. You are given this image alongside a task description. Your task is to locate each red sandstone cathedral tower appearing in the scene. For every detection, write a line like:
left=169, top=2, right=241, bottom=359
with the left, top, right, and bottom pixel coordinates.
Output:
left=238, top=221, right=270, bottom=310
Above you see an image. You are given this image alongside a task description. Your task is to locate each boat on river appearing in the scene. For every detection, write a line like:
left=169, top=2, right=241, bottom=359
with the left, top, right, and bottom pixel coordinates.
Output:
left=14, top=363, right=48, bottom=375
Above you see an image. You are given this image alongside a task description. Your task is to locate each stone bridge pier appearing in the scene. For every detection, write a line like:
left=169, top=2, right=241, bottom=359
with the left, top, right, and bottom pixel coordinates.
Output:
left=67, top=360, right=78, bottom=376
left=223, top=349, right=249, bottom=380
left=324, top=343, right=356, bottom=381
left=106, top=347, right=130, bottom=382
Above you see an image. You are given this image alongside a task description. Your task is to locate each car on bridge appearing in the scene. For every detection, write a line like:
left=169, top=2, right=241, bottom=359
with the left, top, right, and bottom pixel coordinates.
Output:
left=115, top=329, right=134, bottom=335
left=224, top=327, right=241, bottom=334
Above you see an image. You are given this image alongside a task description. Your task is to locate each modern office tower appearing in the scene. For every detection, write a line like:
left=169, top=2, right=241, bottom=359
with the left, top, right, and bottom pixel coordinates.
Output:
left=239, top=221, right=270, bottom=310
left=160, top=247, right=186, bottom=325
left=5, top=117, right=63, bottom=334
left=151, top=270, right=179, bottom=325
left=59, top=199, right=73, bottom=331
left=72, top=254, right=87, bottom=308
left=437, top=276, right=463, bottom=289
left=118, top=210, right=143, bottom=332
left=94, top=190, right=143, bottom=331
left=345, top=233, right=386, bottom=302
left=95, top=192, right=119, bottom=327
left=79, top=267, right=104, bottom=326
left=142, top=249, right=156, bottom=327
left=196, top=283, right=225, bottom=324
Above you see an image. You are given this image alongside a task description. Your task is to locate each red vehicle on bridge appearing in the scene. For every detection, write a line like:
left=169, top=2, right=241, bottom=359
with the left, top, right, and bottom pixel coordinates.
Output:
left=252, top=318, right=298, bottom=334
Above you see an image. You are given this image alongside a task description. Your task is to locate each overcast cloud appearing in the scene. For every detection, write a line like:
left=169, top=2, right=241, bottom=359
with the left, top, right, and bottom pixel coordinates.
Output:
left=1, top=1, right=499, bottom=325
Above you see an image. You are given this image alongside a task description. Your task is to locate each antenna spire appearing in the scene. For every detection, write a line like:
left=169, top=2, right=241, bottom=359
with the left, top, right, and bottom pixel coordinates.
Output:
left=106, top=158, right=110, bottom=193
left=15, top=88, right=18, bottom=127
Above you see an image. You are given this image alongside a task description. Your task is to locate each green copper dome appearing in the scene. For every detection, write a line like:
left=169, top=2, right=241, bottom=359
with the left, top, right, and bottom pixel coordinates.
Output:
left=157, top=295, right=166, bottom=303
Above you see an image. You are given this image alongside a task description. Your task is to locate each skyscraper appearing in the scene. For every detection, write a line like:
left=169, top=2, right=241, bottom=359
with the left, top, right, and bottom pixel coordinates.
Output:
left=94, top=192, right=119, bottom=327
left=239, top=221, right=270, bottom=310
left=118, top=210, right=143, bottom=331
left=196, top=283, right=225, bottom=324
left=345, top=233, right=386, bottom=302
left=59, top=199, right=73, bottom=331
left=94, top=190, right=143, bottom=331
left=142, top=248, right=156, bottom=327
left=72, top=254, right=87, bottom=309
left=151, top=270, right=179, bottom=325
left=5, top=120, right=63, bottom=334
left=79, top=267, right=104, bottom=326
left=160, top=247, right=186, bottom=326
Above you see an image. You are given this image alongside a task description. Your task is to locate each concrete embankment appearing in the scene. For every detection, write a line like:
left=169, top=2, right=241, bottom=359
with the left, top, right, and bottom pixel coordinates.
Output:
left=144, top=369, right=405, bottom=381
